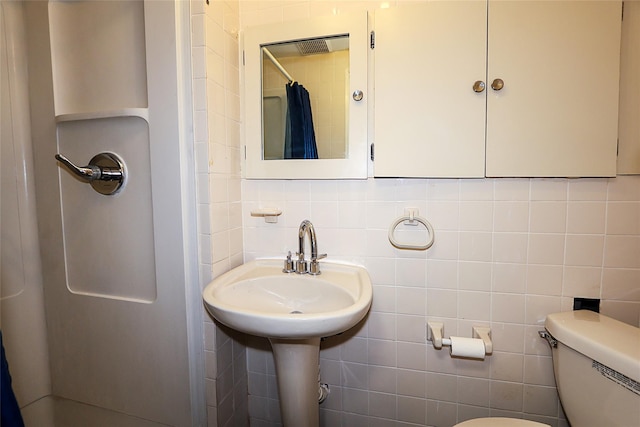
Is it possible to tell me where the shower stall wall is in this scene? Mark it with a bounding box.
[0,0,52,412]
[1,1,203,425]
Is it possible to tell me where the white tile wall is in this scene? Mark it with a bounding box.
[192,1,640,426]
[242,176,640,427]
[192,0,246,426]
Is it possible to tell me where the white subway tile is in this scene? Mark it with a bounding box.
[396,287,426,315]
[530,201,567,233]
[426,399,457,426]
[493,263,527,294]
[490,381,524,411]
[368,365,397,393]
[368,391,397,420]
[458,261,492,291]
[494,201,530,232]
[602,268,640,301]
[458,377,490,407]
[606,202,640,235]
[525,295,562,326]
[564,235,604,267]
[491,352,524,383]
[566,202,606,234]
[562,266,602,298]
[458,291,491,321]
[490,323,525,353]
[460,179,495,201]
[397,395,427,424]
[396,315,426,343]
[527,233,565,265]
[459,201,494,231]
[427,289,458,318]
[568,178,608,201]
[523,385,559,417]
[530,179,567,201]
[459,232,493,262]
[428,201,460,230]
[524,355,556,387]
[526,265,563,296]
[368,339,397,368]
[397,342,427,371]
[397,368,426,398]
[494,179,530,201]
[604,235,640,268]
[492,293,526,324]
[427,259,458,289]
[493,233,528,264]
[608,175,640,201]
[396,258,427,287]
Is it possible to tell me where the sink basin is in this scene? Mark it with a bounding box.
[203,258,373,426]
[202,259,372,339]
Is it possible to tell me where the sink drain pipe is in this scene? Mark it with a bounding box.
[318,366,330,404]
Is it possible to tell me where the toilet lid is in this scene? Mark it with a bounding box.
[455,417,550,427]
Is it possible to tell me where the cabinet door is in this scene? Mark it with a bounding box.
[374,2,487,178]
[486,1,622,177]
[618,1,640,175]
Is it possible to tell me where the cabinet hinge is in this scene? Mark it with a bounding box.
[242,50,245,66]
[617,138,620,156]
[370,31,375,49]
[622,2,625,20]
[244,145,247,159]
[370,143,375,161]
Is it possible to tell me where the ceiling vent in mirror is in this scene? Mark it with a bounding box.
[296,39,331,55]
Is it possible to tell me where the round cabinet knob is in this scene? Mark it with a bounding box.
[491,78,504,91]
[472,81,486,93]
[352,90,364,101]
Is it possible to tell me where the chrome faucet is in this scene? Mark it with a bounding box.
[294,220,326,275]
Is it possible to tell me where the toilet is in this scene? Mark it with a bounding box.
[454,310,640,427]
[454,419,547,427]
[543,310,640,427]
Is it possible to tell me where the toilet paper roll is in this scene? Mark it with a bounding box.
[449,336,485,360]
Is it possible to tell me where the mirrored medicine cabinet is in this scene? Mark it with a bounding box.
[243,12,368,179]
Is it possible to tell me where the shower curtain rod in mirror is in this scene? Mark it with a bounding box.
[262,47,295,83]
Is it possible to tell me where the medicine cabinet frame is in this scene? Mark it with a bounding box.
[242,12,368,179]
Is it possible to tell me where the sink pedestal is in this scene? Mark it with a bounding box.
[269,337,321,427]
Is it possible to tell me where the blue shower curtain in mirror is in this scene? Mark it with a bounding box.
[284,82,318,159]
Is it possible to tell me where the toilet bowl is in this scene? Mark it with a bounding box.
[454,417,548,426]
[543,310,640,427]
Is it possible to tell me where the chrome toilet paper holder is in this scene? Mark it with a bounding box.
[427,322,493,355]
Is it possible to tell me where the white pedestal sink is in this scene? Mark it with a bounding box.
[202,259,373,427]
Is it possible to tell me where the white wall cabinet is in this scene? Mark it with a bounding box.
[373,1,622,178]
[618,1,640,174]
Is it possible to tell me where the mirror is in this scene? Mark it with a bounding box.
[261,35,349,160]
[243,12,368,179]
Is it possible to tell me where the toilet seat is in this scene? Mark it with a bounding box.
[454,417,549,427]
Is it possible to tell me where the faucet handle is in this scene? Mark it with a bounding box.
[313,253,327,261]
[309,254,327,275]
[283,251,295,273]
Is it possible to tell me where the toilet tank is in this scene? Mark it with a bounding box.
[544,310,640,427]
